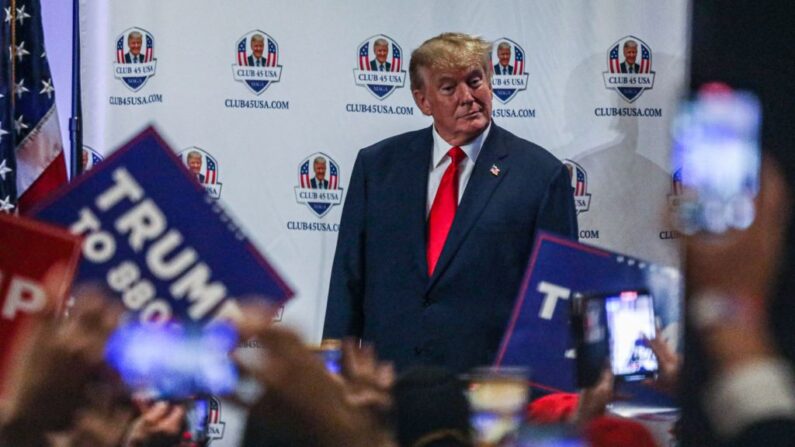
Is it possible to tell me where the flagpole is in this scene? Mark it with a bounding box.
[68,0,81,178]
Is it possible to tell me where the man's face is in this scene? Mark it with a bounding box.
[412,65,493,146]
[374,44,388,64]
[498,47,511,66]
[128,36,142,56]
[251,39,264,59]
[623,45,637,65]
[314,160,326,180]
[188,155,202,174]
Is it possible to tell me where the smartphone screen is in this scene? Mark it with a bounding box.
[105,322,239,400]
[671,86,762,234]
[604,291,657,382]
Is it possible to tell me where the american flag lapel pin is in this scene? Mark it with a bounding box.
[490,164,500,176]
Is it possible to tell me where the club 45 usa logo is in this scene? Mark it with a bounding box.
[491,38,529,104]
[563,159,592,214]
[602,35,655,103]
[179,147,223,200]
[294,152,343,218]
[352,35,407,100]
[113,27,157,91]
[232,30,283,95]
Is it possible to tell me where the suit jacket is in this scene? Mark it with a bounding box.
[494,64,514,75]
[370,60,392,71]
[194,172,205,183]
[620,61,641,73]
[324,124,578,373]
[310,177,329,189]
[124,52,144,64]
[248,55,267,67]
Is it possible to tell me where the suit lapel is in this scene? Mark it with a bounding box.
[426,125,510,293]
[402,128,433,279]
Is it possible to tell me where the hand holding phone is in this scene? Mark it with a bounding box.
[671,86,762,234]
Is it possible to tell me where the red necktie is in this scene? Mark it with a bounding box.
[427,146,466,276]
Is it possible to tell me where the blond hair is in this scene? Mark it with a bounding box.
[409,32,492,91]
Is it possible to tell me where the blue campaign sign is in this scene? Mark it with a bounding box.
[494,231,681,400]
[31,127,293,325]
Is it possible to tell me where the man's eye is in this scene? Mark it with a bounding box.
[469,78,483,87]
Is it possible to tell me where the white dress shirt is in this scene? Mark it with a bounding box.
[426,123,491,215]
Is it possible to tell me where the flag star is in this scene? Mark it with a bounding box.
[40,78,54,99]
[15,78,29,98]
[15,5,30,25]
[14,115,28,132]
[0,159,11,180]
[0,123,6,139]
[14,41,30,62]
[3,7,11,23]
[40,51,46,58]
[0,195,14,213]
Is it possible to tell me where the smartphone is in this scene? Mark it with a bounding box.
[573,290,658,384]
[571,294,609,388]
[105,321,239,400]
[604,290,658,382]
[671,86,762,234]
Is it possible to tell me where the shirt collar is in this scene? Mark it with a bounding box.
[431,122,491,169]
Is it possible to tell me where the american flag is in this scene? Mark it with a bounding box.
[299,160,310,187]
[237,39,247,66]
[207,397,220,424]
[144,34,153,63]
[640,44,651,73]
[204,156,217,184]
[266,38,277,67]
[329,161,338,189]
[358,42,369,70]
[513,45,524,75]
[608,44,621,73]
[390,42,400,72]
[0,0,66,214]
[116,36,124,63]
[574,167,586,195]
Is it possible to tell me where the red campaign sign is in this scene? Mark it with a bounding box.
[0,213,82,396]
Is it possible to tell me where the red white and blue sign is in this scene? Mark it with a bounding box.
[491,38,529,104]
[30,127,293,326]
[179,147,222,200]
[602,35,656,103]
[494,232,680,405]
[232,30,282,95]
[563,159,592,215]
[294,152,343,218]
[113,27,157,92]
[352,35,406,100]
[82,146,104,172]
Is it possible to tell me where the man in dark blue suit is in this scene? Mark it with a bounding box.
[619,40,641,73]
[324,33,578,374]
[247,34,267,67]
[310,156,330,189]
[493,41,514,75]
[123,31,144,64]
[369,38,392,71]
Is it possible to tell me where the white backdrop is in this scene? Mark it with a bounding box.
[80,2,688,442]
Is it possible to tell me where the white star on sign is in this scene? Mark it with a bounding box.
[15,5,30,25]
[15,78,29,99]
[0,159,11,181]
[0,195,14,213]
[14,41,30,62]
[14,115,28,133]
[40,78,54,99]
[3,7,11,23]
[0,123,7,139]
